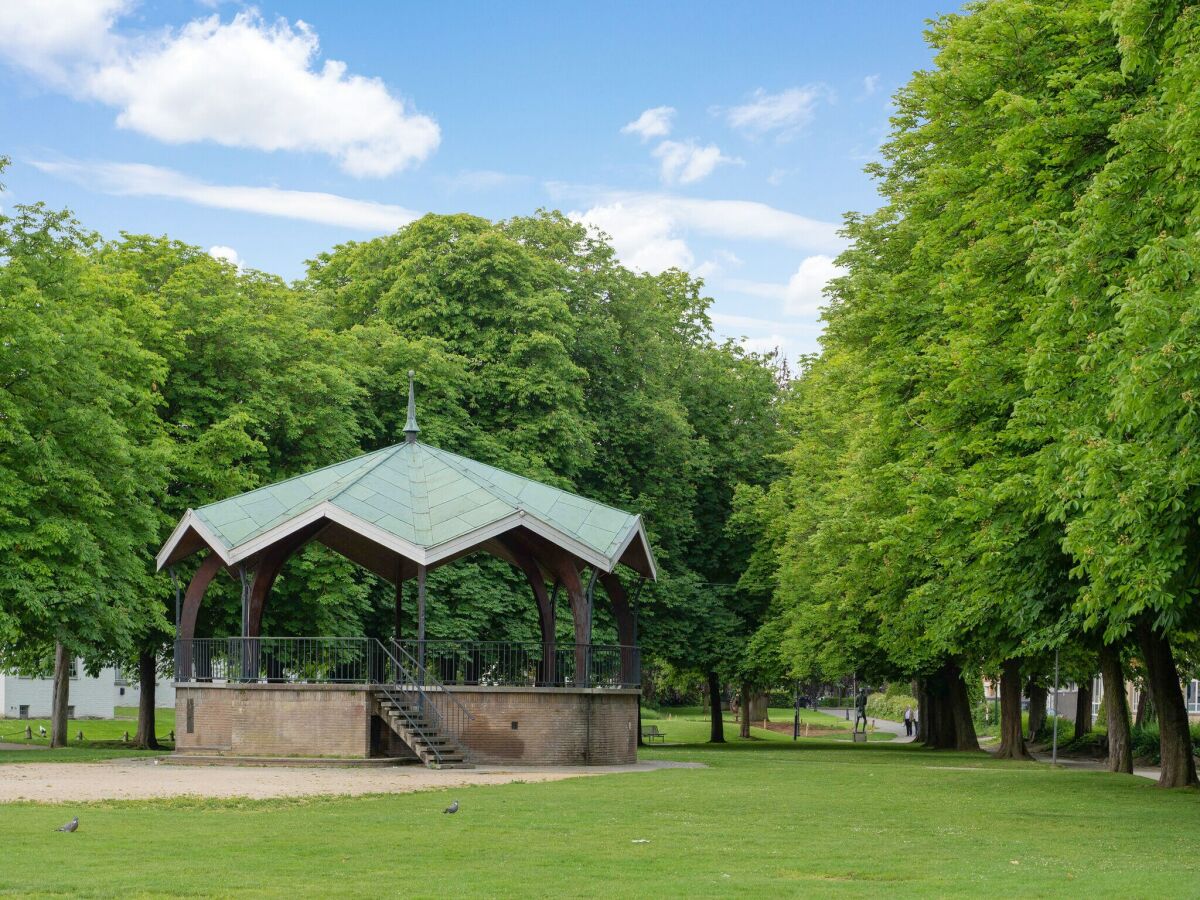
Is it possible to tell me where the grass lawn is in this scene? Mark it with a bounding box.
[644,704,895,743]
[2,737,1198,897]
[0,708,175,763]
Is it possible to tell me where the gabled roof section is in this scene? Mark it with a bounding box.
[156,440,657,579]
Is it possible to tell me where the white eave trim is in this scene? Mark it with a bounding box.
[611,515,658,581]
[154,510,233,571]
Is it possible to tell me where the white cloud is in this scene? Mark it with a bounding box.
[564,189,842,276]
[574,201,694,273]
[724,86,827,138]
[0,5,439,177]
[784,255,845,314]
[33,159,421,231]
[208,245,244,269]
[0,0,128,82]
[652,140,740,185]
[709,312,823,362]
[862,74,881,97]
[725,255,846,314]
[621,106,675,141]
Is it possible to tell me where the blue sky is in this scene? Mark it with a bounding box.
[0,1,953,361]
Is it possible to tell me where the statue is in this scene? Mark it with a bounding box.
[854,687,868,733]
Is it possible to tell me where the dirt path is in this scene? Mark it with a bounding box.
[0,758,701,803]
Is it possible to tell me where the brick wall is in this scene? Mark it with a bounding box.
[175,684,638,764]
[176,685,370,757]
[445,688,638,765]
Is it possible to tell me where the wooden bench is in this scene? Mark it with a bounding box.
[641,724,666,743]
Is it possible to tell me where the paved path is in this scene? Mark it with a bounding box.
[821,708,915,743]
[1027,750,1159,781]
[0,758,703,803]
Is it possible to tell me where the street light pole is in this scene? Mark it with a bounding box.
[1051,648,1060,766]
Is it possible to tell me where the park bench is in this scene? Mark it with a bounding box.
[641,724,666,743]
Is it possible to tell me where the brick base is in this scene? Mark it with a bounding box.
[174,684,638,764]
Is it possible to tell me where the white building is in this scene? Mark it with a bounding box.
[1,660,116,719]
[1,661,174,719]
[114,669,175,710]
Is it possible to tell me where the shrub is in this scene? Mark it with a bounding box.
[1125,723,1200,764]
[866,692,918,722]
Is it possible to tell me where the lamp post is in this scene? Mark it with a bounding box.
[1051,648,1060,766]
[793,681,801,741]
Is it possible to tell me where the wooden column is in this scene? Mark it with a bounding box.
[246,522,327,638]
[600,572,637,686]
[178,552,224,682]
[555,559,590,686]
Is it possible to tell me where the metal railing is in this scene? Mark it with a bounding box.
[373,639,472,766]
[174,637,640,689]
[396,639,640,689]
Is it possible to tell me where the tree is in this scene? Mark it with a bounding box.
[0,194,167,746]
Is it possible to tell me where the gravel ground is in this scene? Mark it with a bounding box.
[0,758,700,803]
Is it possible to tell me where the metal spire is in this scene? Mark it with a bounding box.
[404,370,420,442]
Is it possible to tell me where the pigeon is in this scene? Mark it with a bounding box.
[56,817,78,833]
[444,800,459,815]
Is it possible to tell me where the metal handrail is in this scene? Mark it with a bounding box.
[385,640,474,721]
[370,639,471,766]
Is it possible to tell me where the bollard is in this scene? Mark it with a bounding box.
[76,730,83,742]
[24,725,32,740]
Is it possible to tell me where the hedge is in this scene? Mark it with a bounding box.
[866,692,917,722]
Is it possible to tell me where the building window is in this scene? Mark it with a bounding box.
[67,705,75,720]
[1186,680,1200,715]
[18,705,29,719]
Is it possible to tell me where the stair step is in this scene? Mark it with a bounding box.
[375,694,468,771]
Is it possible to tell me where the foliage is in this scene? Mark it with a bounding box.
[1129,723,1200,765]
[1,182,779,700]
[866,692,918,722]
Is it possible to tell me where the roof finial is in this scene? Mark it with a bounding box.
[404,369,420,442]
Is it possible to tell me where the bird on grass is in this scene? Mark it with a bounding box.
[56,817,78,833]
[444,800,459,815]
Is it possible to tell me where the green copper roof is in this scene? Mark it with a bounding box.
[183,440,647,569]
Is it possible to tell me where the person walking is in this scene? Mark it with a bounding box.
[903,705,914,737]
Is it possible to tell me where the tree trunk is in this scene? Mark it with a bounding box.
[134,649,160,750]
[51,643,70,748]
[707,670,725,743]
[1026,679,1047,742]
[1074,678,1093,738]
[995,658,1032,760]
[921,663,962,749]
[739,683,750,739]
[1136,622,1198,788]
[946,660,980,751]
[1134,689,1153,727]
[1098,643,1132,774]
[914,678,928,744]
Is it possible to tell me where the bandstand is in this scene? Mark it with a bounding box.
[156,377,654,767]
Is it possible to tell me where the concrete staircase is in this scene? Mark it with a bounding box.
[374,690,472,769]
